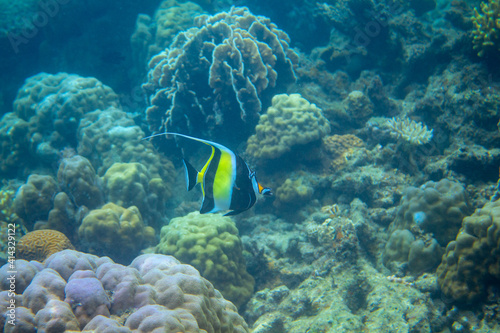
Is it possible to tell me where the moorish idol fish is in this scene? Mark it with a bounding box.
[144,132,272,216]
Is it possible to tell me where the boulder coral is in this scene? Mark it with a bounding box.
[13,73,120,151]
[143,6,298,141]
[246,93,330,160]
[78,203,156,264]
[14,174,60,230]
[437,199,500,304]
[157,212,255,307]
[0,250,249,332]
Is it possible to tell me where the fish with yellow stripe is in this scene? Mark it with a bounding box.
[144,132,272,216]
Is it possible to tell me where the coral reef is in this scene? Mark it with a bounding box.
[246,93,330,161]
[157,212,254,307]
[274,174,314,208]
[78,203,156,264]
[18,230,75,262]
[57,154,102,209]
[13,73,120,158]
[472,0,500,57]
[0,250,249,332]
[322,134,366,172]
[0,113,29,176]
[131,0,204,70]
[13,174,60,230]
[385,117,434,145]
[437,199,500,304]
[142,6,298,141]
[342,90,374,126]
[385,179,472,275]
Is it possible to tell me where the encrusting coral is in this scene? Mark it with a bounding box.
[143,6,298,141]
[472,0,500,57]
[437,199,500,304]
[78,203,156,264]
[0,250,249,332]
[156,211,255,308]
[17,230,75,262]
[246,93,330,160]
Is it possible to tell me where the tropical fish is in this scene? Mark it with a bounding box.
[144,132,272,216]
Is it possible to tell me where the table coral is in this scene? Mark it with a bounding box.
[143,6,298,141]
[18,230,75,262]
[437,199,500,304]
[13,174,60,230]
[0,250,249,332]
[78,203,156,264]
[246,93,330,160]
[472,0,500,57]
[156,211,255,308]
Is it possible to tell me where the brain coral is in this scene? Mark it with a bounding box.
[246,93,330,160]
[437,199,500,304]
[157,211,255,308]
[472,0,500,57]
[0,250,249,332]
[78,203,156,264]
[142,6,298,141]
[18,230,75,262]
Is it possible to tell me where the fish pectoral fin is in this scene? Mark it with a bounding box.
[183,159,199,191]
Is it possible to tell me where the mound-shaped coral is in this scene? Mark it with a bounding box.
[14,174,60,230]
[13,73,120,152]
[0,113,30,176]
[437,199,500,304]
[157,212,254,307]
[78,203,156,264]
[18,230,75,262]
[246,93,330,160]
[143,6,298,141]
[388,179,472,246]
[0,250,249,332]
[131,0,204,70]
[57,154,102,209]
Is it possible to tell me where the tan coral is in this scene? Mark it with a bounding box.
[18,230,75,262]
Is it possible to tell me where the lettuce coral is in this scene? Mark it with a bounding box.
[143,6,298,141]
[156,212,254,308]
[246,93,330,160]
[472,0,500,57]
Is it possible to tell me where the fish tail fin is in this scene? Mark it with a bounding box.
[183,159,199,191]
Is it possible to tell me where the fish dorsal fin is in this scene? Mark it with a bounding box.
[182,159,199,191]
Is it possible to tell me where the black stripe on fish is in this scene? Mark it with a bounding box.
[200,146,221,214]
[226,155,256,215]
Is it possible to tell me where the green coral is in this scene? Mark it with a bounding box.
[246,94,330,160]
[472,0,500,57]
[156,212,254,308]
[437,199,500,304]
[78,202,156,264]
[274,174,314,208]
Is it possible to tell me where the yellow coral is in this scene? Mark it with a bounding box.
[156,212,254,308]
[472,0,500,57]
[246,94,330,160]
[274,174,314,207]
[78,203,156,264]
[18,230,75,262]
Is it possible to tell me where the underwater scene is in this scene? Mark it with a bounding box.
[0,0,500,332]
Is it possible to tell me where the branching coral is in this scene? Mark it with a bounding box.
[143,6,298,141]
[385,117,433,145]
[472,0,500,57]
